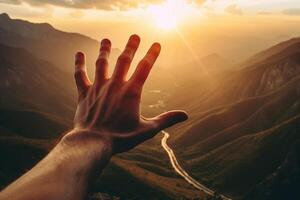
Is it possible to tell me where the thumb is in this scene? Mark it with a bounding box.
[153,110,188,130]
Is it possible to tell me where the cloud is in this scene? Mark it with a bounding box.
[225,4,243,15]
[0,0,206,10]
[0,0,164,10]
[0,1,54,18]
[282,8,300,16]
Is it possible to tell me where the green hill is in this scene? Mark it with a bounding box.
[187,115,300,199]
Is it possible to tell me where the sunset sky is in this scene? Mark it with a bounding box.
[1,0,300,63]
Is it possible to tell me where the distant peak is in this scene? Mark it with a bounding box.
[37,22,54,29]
[0,13,10,20]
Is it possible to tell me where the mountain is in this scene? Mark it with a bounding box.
[245,139,300,200]
[242,37,300,68]
[170,36,300,145]
[0,109,66,188]
[0,44,75,118]
[1,13,300,200]
[168,36,300,199]
[175,75,300,149]
[0,136,49,188]
[187,115,300,198]
[0,109,68,139]
[0,13,120,74]
[172,37,300,115]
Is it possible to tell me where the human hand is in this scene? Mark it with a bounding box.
[70,34,188,154]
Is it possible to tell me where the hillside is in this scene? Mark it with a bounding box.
[175,36,300,144]
[0,44,75,118]
[245,140,300,200]
[0,136,50,188]
[169,37,300,118]
[168,36,300,199]
[175,75,300,149]
[0,13,120,74]
[185,115,300,199]
[0,109,68,139]
[243,37,300,68]
[1,13,300,200]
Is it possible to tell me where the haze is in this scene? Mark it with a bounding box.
[1,0,300,199]
[1,0,300,67]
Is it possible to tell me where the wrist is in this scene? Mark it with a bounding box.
[23,130,113,199]
[59,129,113,174]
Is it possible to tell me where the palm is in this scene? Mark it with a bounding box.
[73,35,187,154]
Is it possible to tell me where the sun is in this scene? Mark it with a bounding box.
[147,0,194,31]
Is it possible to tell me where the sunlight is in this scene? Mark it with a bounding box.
[147,0,195,31]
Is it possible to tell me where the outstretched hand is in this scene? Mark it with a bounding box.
[0,35,188,200]
[72,34,188,154]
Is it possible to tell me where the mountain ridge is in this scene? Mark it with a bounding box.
[0,13,121,74]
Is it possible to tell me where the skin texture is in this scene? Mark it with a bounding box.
[0,35,188,200]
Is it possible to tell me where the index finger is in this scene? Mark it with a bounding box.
[129,42,161,85]
[112,35,140,82]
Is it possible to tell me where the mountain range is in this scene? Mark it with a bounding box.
[0,13,300,199]
[170,31,300,199]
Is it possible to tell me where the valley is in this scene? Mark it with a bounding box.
[0,13,300,200]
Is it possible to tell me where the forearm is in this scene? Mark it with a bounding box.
[0,130,112,200]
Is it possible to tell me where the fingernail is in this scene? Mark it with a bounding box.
[130,34,140,43]
[101,38,111,46]
[177,111,188,122]
[152,43,161,52]
[76,51,84,58]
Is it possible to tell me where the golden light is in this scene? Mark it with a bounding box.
[147,0,195,31]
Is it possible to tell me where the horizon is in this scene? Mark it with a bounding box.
[1,1,300,200]
[0,0,300,60]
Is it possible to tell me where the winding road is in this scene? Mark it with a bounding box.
[161,131,231,200]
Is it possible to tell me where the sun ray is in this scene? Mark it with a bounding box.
[174,27,217,81]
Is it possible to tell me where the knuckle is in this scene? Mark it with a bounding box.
[74,70,83,80]
[75,60,82,66]
[127,89,139,98]
[126,44,136,52]
[96,57,108,67]
[140,59,150,69]
[118,54,131,64]
[125,83,141,98]
[105,79,118,89]
[100,45,110,52]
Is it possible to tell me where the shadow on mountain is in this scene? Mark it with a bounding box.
[1,13,300,200]
[171,35,300,199]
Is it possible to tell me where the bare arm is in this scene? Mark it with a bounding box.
[0,35,188,200]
